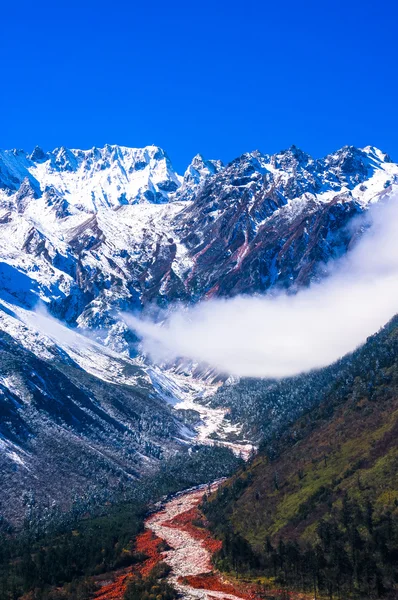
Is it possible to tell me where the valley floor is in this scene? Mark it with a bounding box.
[148,366,255,457]
[147,484,246,600]
[93,482,311,600]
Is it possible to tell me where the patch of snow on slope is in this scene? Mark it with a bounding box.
[0,436,31,469]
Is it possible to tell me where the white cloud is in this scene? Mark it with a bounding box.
[123,197,398,378]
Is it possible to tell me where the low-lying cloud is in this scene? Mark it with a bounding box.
[124,196,398,378]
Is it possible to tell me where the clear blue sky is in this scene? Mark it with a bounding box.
[1,0,397,172]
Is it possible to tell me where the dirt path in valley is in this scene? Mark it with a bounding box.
[146,484,253,600]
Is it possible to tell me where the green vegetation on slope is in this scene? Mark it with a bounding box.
[0,445,242,600]
[123,562,177,600]
[211,316,398,444]
[0,502,146,600]
[203,317,398,598]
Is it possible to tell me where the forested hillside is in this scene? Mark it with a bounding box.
[212,316,398,442]
[203,317,398,598]
[0,445,241,599]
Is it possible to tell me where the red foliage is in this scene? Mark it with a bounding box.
[92,571,130,600]
[134,530,164,578]
[178,573,248,598]
[93,530,164,599]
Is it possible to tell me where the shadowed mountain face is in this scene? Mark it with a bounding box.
[0,329,186,525]
[0,142,397,524]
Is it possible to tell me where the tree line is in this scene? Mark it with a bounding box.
[203,491,398,598]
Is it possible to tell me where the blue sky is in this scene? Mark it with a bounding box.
[1,0,397,172]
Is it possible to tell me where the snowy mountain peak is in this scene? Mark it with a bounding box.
[179,153,224,200]
[29,145,47,162]
[0,144,186,212]
[361,145,393,163]
[272,145,314,169]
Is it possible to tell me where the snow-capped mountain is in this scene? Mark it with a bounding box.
[0,142,397,523]
[0,144,183,210]
[1,143,396,342]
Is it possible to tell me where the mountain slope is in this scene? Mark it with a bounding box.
[0,294,243,525]
[0,326,187,525]
[203,317,398,596]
